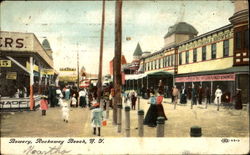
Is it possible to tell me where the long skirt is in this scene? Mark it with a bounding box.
[180,94,187,104]
[79,96,86,107]
[144,104,158,127]
[156,104,168,120]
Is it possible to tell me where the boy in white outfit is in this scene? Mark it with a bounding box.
[61,101,69,123]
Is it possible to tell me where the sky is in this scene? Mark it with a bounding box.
[0,0,234,75]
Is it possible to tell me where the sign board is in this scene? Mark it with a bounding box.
[41,69,54,75]
[26,62,39,72]
[0,31,34,52]
[175,73,235,82]
[6,72,17,80]
[0,60,11,67]
[59,67,76,72]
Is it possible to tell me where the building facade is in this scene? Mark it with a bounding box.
[129,1,248,103]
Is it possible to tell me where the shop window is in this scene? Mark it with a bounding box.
[186,51,189,64]
[193,48,197,62]
[236,32,241,50]
[178,53,182,65]
[211,43,216,59]
[223,40,229,57]
[202,46,206,61]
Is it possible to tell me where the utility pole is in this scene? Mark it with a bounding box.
[77,43,80,92]
[97,0,106,103]
[113,0,122,125]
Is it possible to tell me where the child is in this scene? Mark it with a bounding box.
[61,101,69,123]
[71,94,77,108]
[91,102,103,136]
[40,95,48,116]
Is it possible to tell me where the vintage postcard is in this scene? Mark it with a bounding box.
[0,0,249,154]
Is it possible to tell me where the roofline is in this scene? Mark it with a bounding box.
[177,24,233,46]
[141,24,233,60]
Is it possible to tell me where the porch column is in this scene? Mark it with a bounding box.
[29,56,34,110]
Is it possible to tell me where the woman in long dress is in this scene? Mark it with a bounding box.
[144,92,158,127]
[156,91,168,120]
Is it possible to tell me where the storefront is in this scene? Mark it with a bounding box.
[175,66,249,103]
[0,31,55,110]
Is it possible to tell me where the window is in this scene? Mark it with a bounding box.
[244,29,249,49]
[158,59,161,68]
[186,51,189,64]
[193,48,197,62]
[168,56,170,66]
[202,46,206,61]
[154,60,157,69]
[236,32,241,50]
[211,43,216,59]
[171,55,173,66]
[179,53,182,65]
[223,40,229,57]
[151,61,153,70]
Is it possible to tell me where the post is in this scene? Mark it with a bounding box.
[97,0,106,102]
[156,117,165,137]
[190,126,202,137]
[117,104,122,133]
[125,106,130,137]
[77,43,80,92]
[113,0,122,126]
[106,99,109,119]
[29,56,34,110]
[217,97,220,111]
[137,96,140,110]
[138,110,144,137]
[112,97,117,125]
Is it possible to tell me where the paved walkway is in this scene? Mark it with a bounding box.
[1,98,249,137]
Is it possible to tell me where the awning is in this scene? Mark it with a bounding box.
[125,73,147,80]
[147,71,173,76]
[176,66,249,77]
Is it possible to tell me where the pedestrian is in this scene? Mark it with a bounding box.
[61,100,69,123]
[172,85,179,104]
[56,86,62,106]
[79,88,87,108]
[191,85,197,105]
[65,86,71,100]
[180,86,187,104]
[131,92,137,110]
[40,95,48,116]
[205,86,211,104]
[198,85,203,105]
[71,94,77,108]
[143,92,158,127]
[23,86,27,98]
[156,91,168,120]
[91,103,103,136]
[234,88,242,110]
[214,85,222,105]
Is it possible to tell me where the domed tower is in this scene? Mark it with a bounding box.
[164,22,198,48]
[133,43,143,60]
[42,39,53,59]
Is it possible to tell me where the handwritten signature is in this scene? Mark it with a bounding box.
[23,145,71,155]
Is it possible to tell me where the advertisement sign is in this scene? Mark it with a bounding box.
[175,73,235,82]
[0,60,11,67]
[59,67,76,72]
[6,72,17,80]
[26,62,39,72]
[41,69,54,75]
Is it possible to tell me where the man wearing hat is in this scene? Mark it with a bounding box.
[214,85,222,105]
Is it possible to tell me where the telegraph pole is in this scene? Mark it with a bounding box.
[77,43,80,91]
[113,0,122,125]
[97,0,106,102]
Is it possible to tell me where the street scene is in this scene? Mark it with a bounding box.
[0,0,249,154]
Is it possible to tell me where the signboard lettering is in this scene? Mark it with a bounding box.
[6,72,17,80]
[0,60,11,67]
[0,37,24,48]
[175,74,235,82]
[59,67,76,72]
